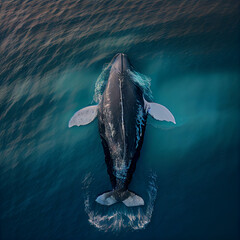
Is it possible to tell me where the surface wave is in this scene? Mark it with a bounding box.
[82,172,157,232]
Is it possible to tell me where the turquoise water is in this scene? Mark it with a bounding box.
[0,0,240,239]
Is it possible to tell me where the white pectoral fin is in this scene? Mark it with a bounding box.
[144,98,176,124]
[68,105,98,128]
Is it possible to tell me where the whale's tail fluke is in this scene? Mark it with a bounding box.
[95,190,144,207]
[122,191,145,207]
[95,191,117,206]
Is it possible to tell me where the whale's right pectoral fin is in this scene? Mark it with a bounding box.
[144,98,176,124]
[68,105,98,128]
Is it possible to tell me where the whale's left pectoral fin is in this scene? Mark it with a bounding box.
[68,105,98,128]
[144,98,176,124]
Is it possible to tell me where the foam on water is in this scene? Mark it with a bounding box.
[93,62,153,104]
[82,172,157,232]
[93,63,112,103]
[128,70,153,101]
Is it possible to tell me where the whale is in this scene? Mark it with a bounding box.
[69,53,176,207]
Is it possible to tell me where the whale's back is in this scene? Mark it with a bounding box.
[98,70,147,190]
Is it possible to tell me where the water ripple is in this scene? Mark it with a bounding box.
[0,0,238,82]
[82,172,157,232]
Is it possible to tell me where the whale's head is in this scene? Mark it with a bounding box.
[110,53,132,74]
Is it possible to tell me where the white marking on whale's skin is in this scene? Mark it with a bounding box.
[119,76,126,161]
[105,82,111,104]
[135,101,145,149]
[110,75,128,181]
[115,167,128,180]
[108,122,115,138]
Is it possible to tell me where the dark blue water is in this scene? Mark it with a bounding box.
[0,0,240,239]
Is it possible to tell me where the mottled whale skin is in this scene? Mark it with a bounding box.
[98,54,147,196]
[68,53,176,207]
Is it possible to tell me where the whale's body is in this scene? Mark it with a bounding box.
[69,53,176,207]
[98,54,147,204]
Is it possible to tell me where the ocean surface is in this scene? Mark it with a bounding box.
[0,0,240,239]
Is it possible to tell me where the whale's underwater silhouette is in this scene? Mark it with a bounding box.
[69,53,175,207]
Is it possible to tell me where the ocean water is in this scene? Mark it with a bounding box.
[0,0,240,239]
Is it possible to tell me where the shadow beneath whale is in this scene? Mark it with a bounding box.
[82,172,157,232]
